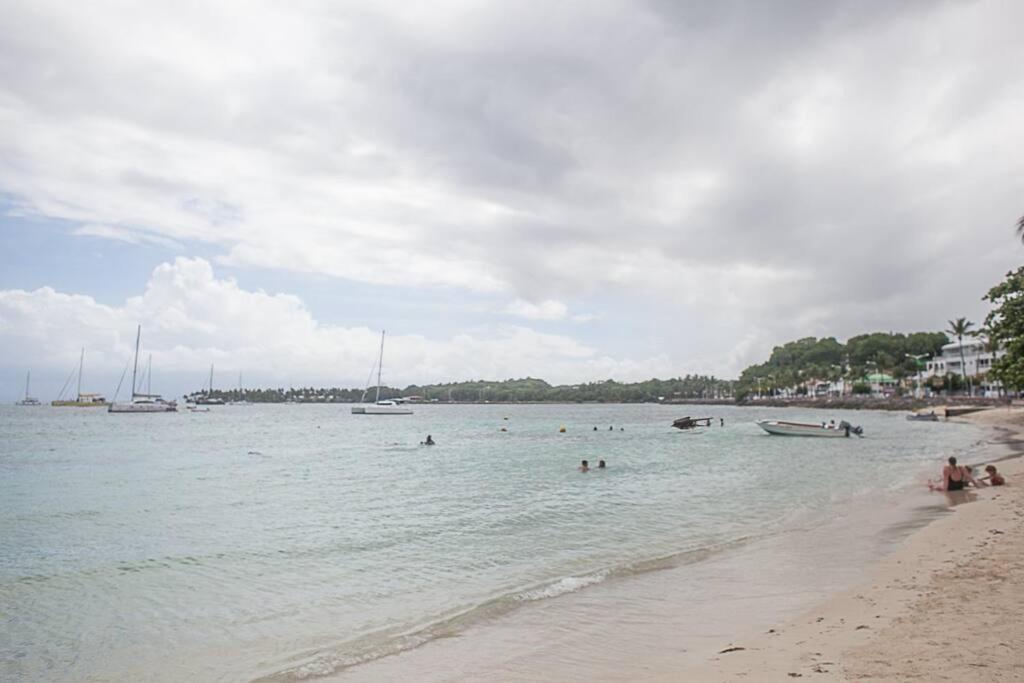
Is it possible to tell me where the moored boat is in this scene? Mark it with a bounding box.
[906,411,940,421]
[51,349,107,407]
[108,326,177,413]
[756,419,863,437]
[351,331,413,416]
[15,371,41,406]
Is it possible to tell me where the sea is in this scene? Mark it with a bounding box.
[0,403,987,681]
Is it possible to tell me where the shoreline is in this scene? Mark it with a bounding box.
[670,407,1024,681]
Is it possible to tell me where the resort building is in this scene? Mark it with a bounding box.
[923,337,1004,396]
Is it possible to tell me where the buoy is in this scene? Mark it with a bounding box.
[559,425,566,433]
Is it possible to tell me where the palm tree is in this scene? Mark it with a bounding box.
[947,317,975,396]
[1018,214,1024,243]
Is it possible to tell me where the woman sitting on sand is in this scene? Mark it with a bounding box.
[930,456,976,491]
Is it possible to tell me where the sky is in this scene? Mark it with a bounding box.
[1,0,1022,401]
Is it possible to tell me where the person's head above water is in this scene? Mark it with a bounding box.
[598,460,606,468]
[581,460,588,466]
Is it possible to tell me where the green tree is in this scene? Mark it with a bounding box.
[946,317,975,395]
[983,266,1024,391]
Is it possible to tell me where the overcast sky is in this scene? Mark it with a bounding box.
[1,0,1022,400]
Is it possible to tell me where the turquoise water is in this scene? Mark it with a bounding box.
[0,404,984,681]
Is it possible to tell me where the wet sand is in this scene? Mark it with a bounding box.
[672,406,1024,681]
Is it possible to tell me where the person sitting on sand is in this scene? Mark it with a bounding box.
[598,460,606,469]
[930,456,972,491]
[579,459,589,472]
[979,465,1005,486]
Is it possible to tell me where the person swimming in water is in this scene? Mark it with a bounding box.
[423,435,435,446]
[579,459,590,472]
[598,460,606,469]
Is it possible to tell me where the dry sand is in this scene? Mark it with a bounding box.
[664,407,1024,682]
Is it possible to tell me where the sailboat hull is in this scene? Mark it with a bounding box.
[109,400,177,413]
[51,400,107,407]
[352,404,413,415]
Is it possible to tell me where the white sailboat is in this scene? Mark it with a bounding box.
[15,370,41,406]
[229,372,251,405]
[195,365,224,405]
[351,331,412,415]
[52,348,107,407]
[108,326,177,413]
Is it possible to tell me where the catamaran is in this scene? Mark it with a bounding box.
[351,331,412,415]
[195,365,225,405]
[15,370,41,406]
[108,326,177,413]
[52,348,107,407]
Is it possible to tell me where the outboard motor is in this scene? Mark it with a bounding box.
[838,420,864,437]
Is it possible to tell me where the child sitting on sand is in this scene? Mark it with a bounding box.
[978,465,1006,486]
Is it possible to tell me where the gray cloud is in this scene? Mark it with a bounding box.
[0,0,1021,376]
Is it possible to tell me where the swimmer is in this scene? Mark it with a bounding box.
[423,434,435,446]
[579,459,590,473]
[598,460,606,469]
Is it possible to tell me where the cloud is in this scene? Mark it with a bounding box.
[73,223,182,249]
[0,258,676,398]
[0,1,1021,380]
[504,299,568,320]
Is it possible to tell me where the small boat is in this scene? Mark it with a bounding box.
[187,405,211,413]
[351,331,413,415]
[52,348,107,407]
[15,371,41,406]
[108,326,177,413]
[672,416,712,431]
[906,411,940,422]
[756,419,863,437]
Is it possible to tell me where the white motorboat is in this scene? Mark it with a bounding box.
[756,419,863,437]
[108,326,177,413]
[351,331,413,415]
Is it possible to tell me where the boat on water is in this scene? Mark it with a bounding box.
[108,326,177,413]
[195,365,224,405]
[906,411,940,422]
[15,371,41,406]
[351,331,413,415]
[51,348,107,407]
[229,372,251,405]
[672,416,713,431]
[756,419,863,437]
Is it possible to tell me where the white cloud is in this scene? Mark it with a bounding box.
[0,258,676,399]
[73,223,182,249]
[504,299,568,321]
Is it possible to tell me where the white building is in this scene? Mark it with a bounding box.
[923,338,1004,396]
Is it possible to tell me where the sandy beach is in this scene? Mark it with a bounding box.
[670,407,1024,682]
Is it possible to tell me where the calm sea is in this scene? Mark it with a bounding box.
[0,403,984,681]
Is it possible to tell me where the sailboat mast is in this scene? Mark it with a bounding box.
[209,364,214,395]
[77,348,84,399]
[147,355,152,396]
[25,370,30,400]
[375,330,385,404]
[130,325,141,398]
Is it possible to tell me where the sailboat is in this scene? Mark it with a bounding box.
[52,348,107,407]
[195,365,225,405]
[108,326,177,413]
[351,331,412,415]
[229,372,251,405]
[15,371,42,406]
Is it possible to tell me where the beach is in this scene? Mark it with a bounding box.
[673,407,1024,682]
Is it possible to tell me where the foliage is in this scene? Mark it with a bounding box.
[851,382,872,395]
[983,265,1024,390]
[186,375,736,404]
[735,331,947,396]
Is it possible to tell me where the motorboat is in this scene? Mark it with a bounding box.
[672,416,712,431]
[756,419,863,437]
